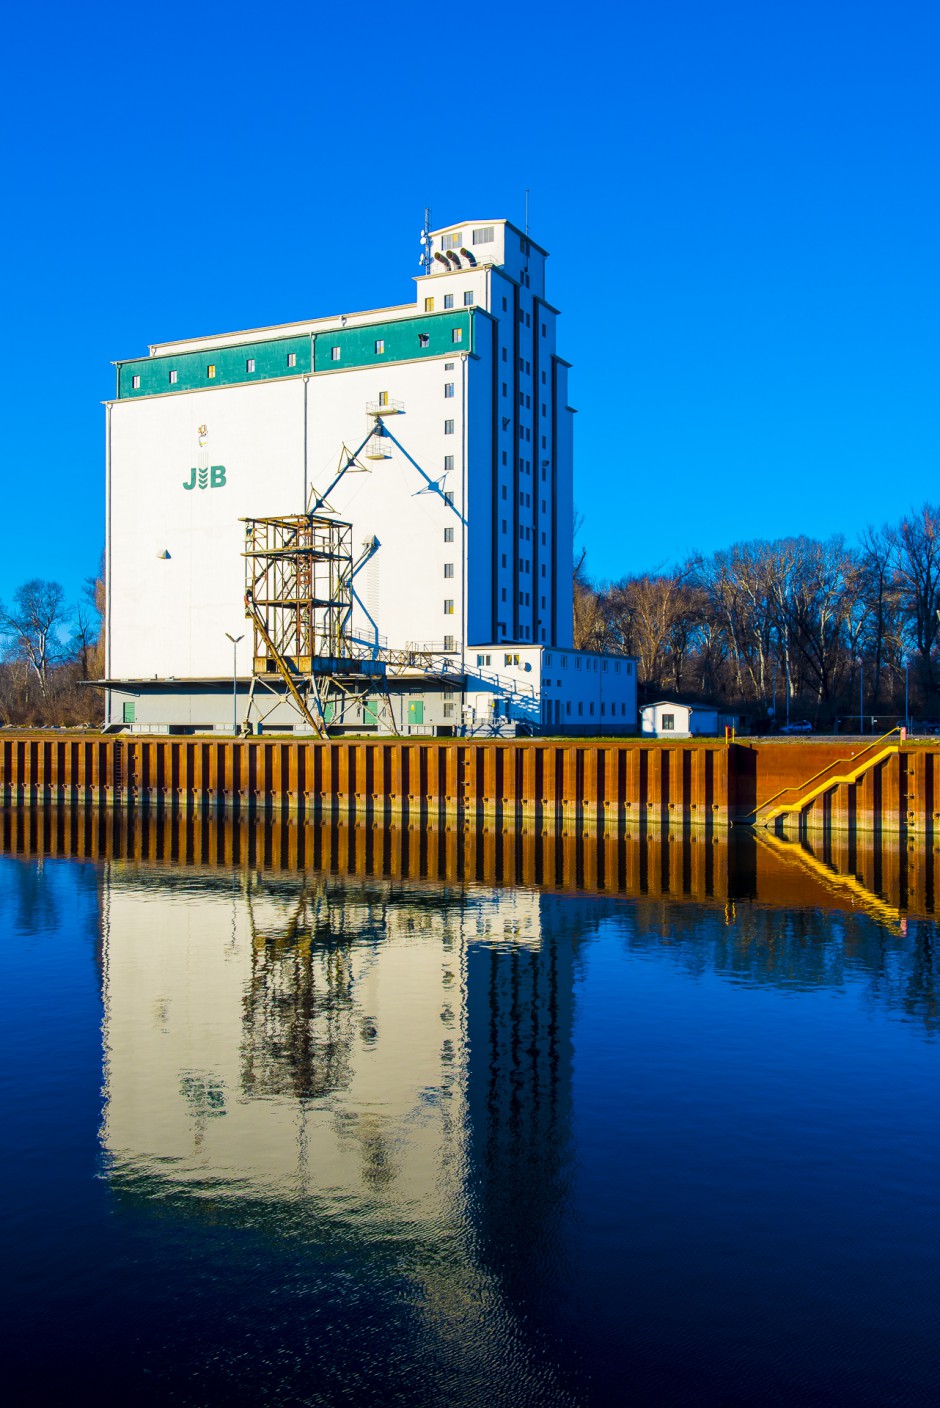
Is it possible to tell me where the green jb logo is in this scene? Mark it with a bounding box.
[183,466,227,490]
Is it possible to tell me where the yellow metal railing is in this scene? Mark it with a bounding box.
[751,727,902,826]
[755,831,904,934]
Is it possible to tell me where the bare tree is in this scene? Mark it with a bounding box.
[0,579,69,697]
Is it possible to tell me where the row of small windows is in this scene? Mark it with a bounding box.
[424,294,473,311]
[441,227,494,249]
[329,327,462,363]
[145,350,300,389]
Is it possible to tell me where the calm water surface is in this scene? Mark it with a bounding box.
[1,816,938,1406]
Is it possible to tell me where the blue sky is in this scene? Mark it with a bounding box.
[1,1,937,608]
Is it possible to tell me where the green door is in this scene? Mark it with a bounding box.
[122,701,136,724]
[408,700,424,726]
[363,701,379,727]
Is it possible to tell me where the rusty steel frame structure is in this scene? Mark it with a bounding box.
[242,511,397,739]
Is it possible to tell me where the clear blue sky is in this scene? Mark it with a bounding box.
[1,1,937,606]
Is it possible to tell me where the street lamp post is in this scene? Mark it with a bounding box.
[858,659,864,736]
[905,659,910,735]
[225,632,243,736]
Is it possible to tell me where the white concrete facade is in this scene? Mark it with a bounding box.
[104,218,637,735]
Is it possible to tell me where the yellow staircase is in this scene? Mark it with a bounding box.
[757,729,901,826]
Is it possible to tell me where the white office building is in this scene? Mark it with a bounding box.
[103,218,637,734]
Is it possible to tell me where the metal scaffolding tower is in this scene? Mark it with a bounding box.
[242,511,395,739]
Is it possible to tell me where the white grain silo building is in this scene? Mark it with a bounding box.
[103,219,637,736]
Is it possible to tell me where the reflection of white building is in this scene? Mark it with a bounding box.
[99,863,588,1384]
[100,866,573,1226]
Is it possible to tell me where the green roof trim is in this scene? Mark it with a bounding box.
[115,312,475,399]
[117,334,311,399]
[313,311,472,372]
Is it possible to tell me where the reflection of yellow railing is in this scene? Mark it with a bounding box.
[755,830,904,934]
[757,728,902,826]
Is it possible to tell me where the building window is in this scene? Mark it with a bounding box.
[473,226,495,244]
[445,491,454,505]
[444,361,454,370]
[542,370,547,384]
[444,563,454,578]
[378,390,389,407]
[662,713,675,731]
[444,454,454,471]
[443,701,455,717]
[505,653,520,666]
[442,231,462,250]
[464,290,473,306]
[477,653,492,666]
[207,365,216,379]
[502,296,508,311]
[578,702,584,717]
[502,346,508,361]
[288,352,297,367]
[246,358,256,372]
[425,297,435,312]
[451,328,463,344]
[590,702,595,716]
[501,450,507,465]
[374,339,385,354]
[444,599,454,615]
[542,323,547,337]
[331,347,341,361]
[442,636,455,652]
[502,383,508,397]
[444,382,454,398]
[444,526,454,543]
[444,294,454,309]
[419,333,430,348]
[501,553,507,567]
[169,370,178,384]
[132,374,140,389]
[501,587,507,601]
[502,519,507,533]
[444,419,454,435]
[502,486,508,500]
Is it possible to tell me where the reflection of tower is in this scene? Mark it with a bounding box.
[464,893,578,1300]
[241,880,359,1101]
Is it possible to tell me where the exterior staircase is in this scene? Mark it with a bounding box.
[756,729,901,826]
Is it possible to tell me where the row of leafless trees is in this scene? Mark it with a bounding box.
[574,504,940,724]
[0,574,104,726]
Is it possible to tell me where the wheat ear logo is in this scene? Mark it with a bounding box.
[183,424,226,489]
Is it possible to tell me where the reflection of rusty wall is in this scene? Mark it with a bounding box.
[7,805,940,926]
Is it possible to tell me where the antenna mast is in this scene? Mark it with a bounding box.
[419,206,432,274]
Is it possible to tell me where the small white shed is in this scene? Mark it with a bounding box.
[641,701,733,738]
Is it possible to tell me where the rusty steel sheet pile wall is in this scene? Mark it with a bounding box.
[734,740,940,835]
[5,734,940,833]
[0,735,728,830]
